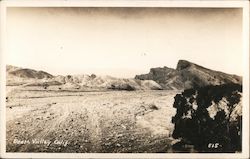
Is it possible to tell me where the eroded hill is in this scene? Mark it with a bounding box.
[135,60,242,90]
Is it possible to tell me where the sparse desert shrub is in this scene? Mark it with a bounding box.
[172,84,242,152]
[108,84,135,91]
[90,74,96,79]
[149,104,159,110]
[43,83,49,89]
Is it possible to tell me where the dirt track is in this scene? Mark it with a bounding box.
[6,87,178,152]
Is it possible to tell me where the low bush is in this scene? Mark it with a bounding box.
[171,84,242,152]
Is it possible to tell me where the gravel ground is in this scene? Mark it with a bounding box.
[6,87,179,153]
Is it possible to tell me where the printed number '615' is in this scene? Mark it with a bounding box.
[208,143,220,148]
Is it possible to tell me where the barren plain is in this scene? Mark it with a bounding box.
[6,86,179,153]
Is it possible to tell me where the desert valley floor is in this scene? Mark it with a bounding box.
[6,86,180,153]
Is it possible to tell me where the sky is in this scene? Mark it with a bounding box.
[6,7,243,78]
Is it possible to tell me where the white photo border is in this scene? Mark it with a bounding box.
[0,0,249,158]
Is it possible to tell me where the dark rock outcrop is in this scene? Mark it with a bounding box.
[135,60,242,90]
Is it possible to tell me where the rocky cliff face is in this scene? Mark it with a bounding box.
[135,60,242,90]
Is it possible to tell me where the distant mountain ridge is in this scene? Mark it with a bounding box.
[7,65,53,79]
[7,60,242,90]
[135,60,242,90]
[6,65,162,90]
